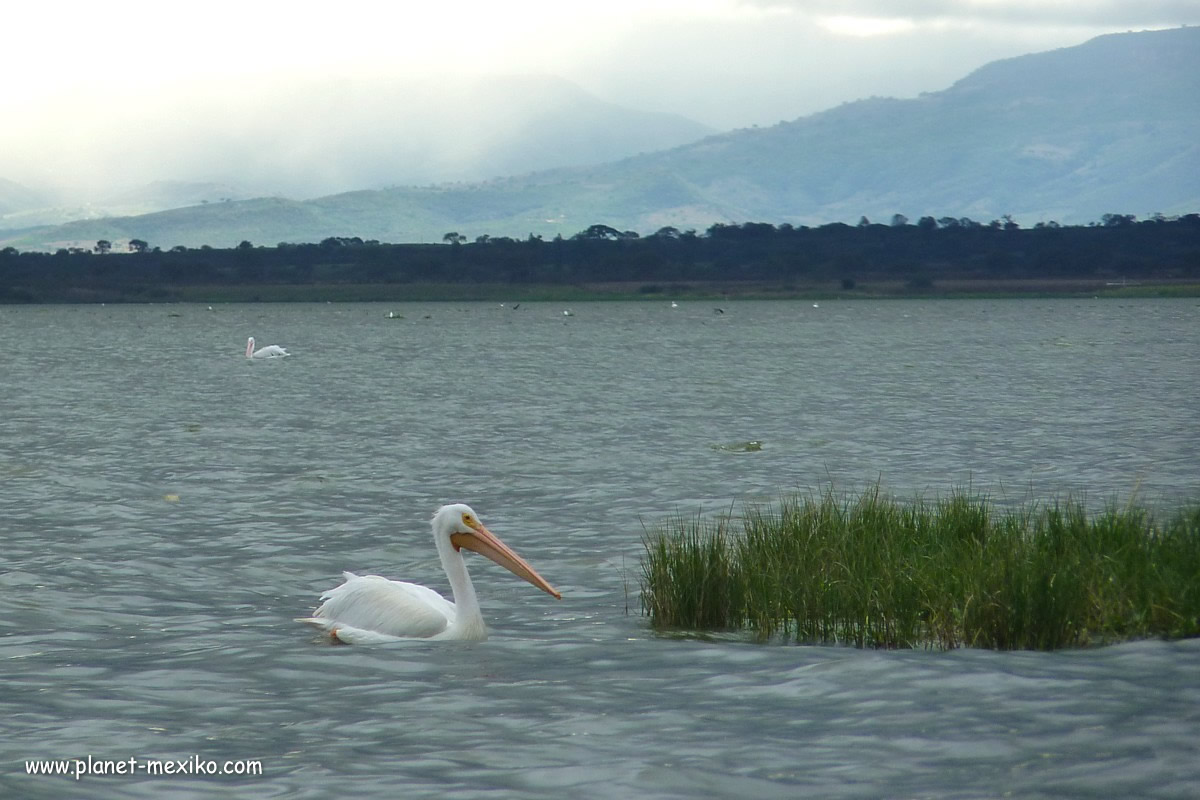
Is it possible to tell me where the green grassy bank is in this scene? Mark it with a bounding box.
[640,487,1200,650]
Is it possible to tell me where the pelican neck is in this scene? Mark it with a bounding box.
[433,526,487,638]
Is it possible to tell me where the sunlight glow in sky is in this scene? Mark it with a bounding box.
[10,1,745,97]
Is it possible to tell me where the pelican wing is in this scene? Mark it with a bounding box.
[305,571,455,639]
[253,345,290,358]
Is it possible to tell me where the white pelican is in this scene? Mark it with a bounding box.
[245,336,289,358]
[299,503,560,643]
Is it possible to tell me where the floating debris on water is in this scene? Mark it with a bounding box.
[711,440,763,453]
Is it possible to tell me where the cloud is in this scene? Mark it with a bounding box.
[737,0,1200,27]
[565,3,1141,129]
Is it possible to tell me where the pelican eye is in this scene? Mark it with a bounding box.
[462,514,475,527]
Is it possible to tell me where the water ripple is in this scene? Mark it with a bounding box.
[2,301,1198,799]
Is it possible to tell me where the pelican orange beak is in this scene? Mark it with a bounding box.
[451,523,562,599]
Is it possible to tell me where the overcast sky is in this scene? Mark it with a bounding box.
[3,1,1198,198]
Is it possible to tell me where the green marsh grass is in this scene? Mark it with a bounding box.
[640,487,1200,649]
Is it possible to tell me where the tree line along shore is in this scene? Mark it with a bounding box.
[2,213,1197,303]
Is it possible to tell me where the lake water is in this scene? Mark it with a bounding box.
[2,299,1198,799]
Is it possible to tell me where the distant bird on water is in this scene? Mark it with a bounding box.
[245,336,289,359]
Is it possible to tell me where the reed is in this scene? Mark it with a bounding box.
[640,487,1200,649]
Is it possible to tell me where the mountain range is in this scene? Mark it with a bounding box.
[3,26,1197,251]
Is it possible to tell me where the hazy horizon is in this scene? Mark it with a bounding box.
[4,1,1198,204]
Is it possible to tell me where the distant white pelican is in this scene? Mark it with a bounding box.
[299,503,560,643]
[245,336,289,358]
[671,302,678,308]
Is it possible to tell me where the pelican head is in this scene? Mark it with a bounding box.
[433,503,561,599]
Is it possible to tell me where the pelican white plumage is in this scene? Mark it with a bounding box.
[299,503,560,643]
[245,336,289,358]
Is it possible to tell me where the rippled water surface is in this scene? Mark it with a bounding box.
[2,299,1198,799]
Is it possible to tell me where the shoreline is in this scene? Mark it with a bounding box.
[5,278,1199,304]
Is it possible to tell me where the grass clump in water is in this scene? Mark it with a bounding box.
[640,487,1200,649]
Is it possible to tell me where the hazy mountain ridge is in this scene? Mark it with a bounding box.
[0,178,52,217]
[5,27,1197,250]
[614,26,1200,226]
[0,75,713,234]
